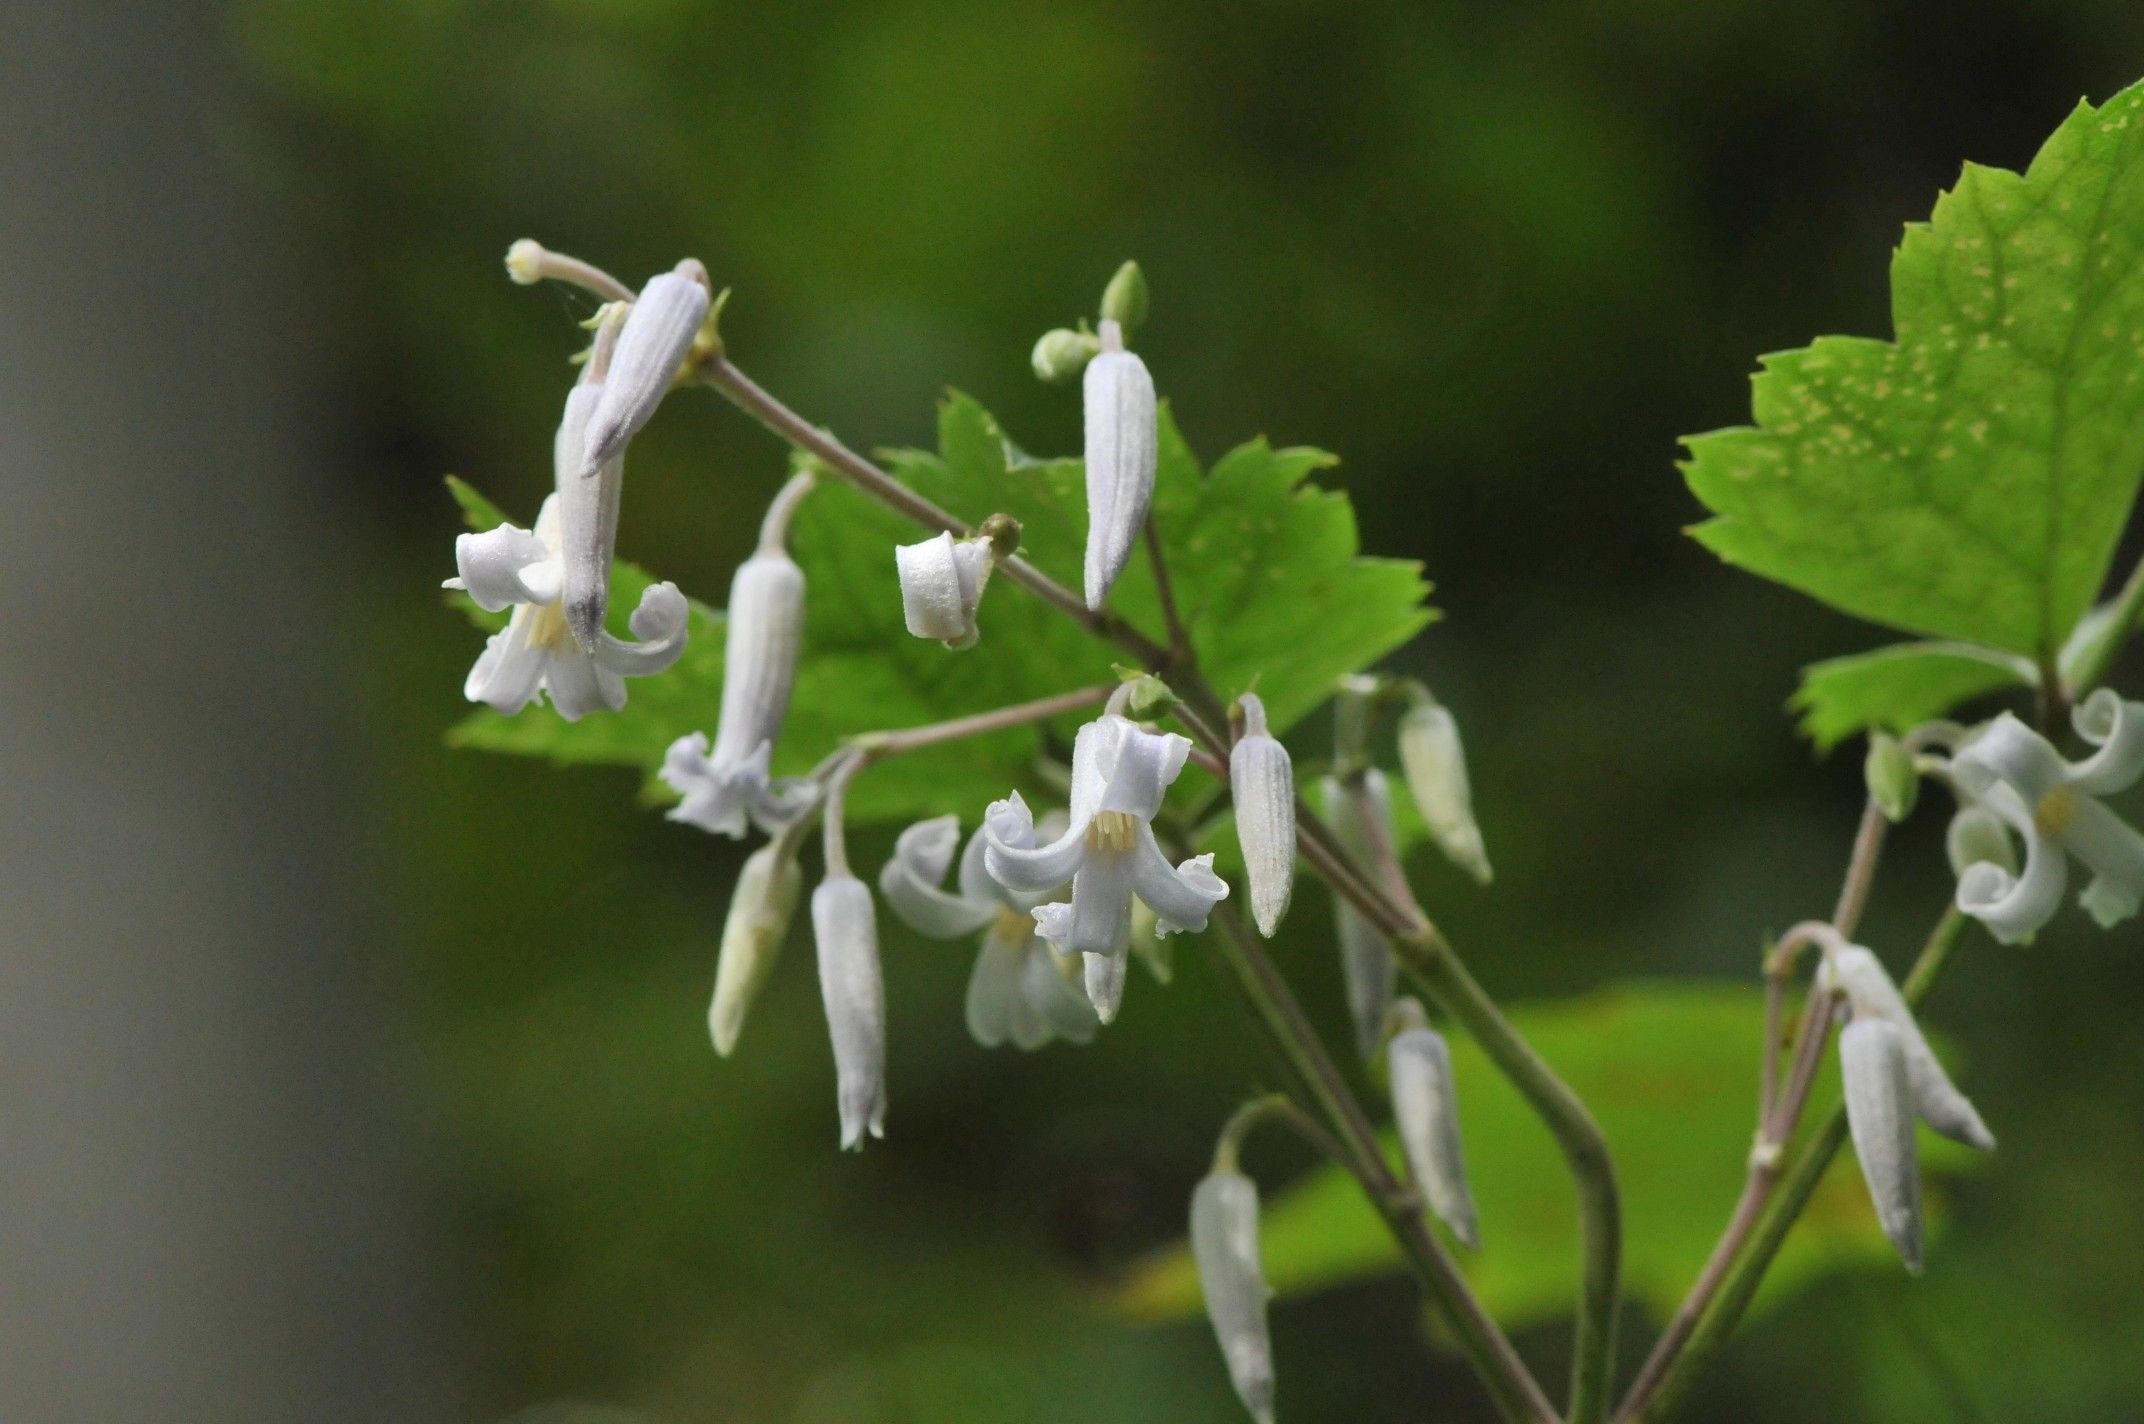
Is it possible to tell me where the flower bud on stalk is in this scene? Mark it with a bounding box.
[1824,945,1994,1151]
[811,872,887,1150]
[1031,327,1101,383]
[1323,771,1398,1059]
[1397,697,1493,885]
[708,842,803,1056]
[1191,1168,1276,1424]
[1100,259,1149,332]
[581,259,711,476]
[1839,1018,1925,1273]
[894,530,998,649]
[1864,731,1919,823]
[1081,319,1157,610]
[1386,999,1480,1248]
[1229,694,1297,937]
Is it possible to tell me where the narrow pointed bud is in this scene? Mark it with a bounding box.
[1864,732,1920,823]
[1190,1170,1276,1424]
[1946,804,2018,879]
[1387,1000,1480,1248]
[555,376,625,652]
[894,530,997,649]
[708,842,803,1056]
[811,873,887,1150]
[1229,694,1296,936]
[1827,946,1994,1151]
[1081,319,1157,610]
[1324,772,1398,1059]
[1031,327,1101,383]
[1397,698,1493,885]
[710,475,813,773]
[582,259,711,474]
[1084,950,1128,1025]
[1100,260,1149,332]
[1839,1018,1925,1273]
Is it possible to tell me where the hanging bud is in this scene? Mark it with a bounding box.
[581,259,711,475]
[1397,697,1493,886]
[1825,945,1995,1151]
[894,530,997,649]
[708,841,803,1056]
[1230,694,1297,937]
[811,872,887,1150]
[557,315,628,651]
[1191,1169,1276,1424]
[1100,260,1150,332]
[1386,999,1480,1248]
[1946,803,2019,881]
[1081,319,1157,610]
[1031,327,1101,384]
[1323,772,1398,1059]
[1838,1018,1924,1273]
[1864,732,1920,823]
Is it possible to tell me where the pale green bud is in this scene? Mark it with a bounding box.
[1031,327,1101,383]
[1100,259,1149,332]
[1397,700,1493,886]
[708,843,803,1056]
[1864,732,1919,822]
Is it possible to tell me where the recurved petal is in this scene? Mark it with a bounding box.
[895,531,994,648]
[2053,793,2144,928]
[1128,827,1229,935]
[1098,718,1193,819]
[1826,947,1994,1151]
[1951,713,2070,805]
[592,581,691,677]
[879,816,997,939]
[1956,819,2067,945]
[983,794,1089,893]
[452,522,555,611]
[464,616,548,714]
[2068,689,2144,795]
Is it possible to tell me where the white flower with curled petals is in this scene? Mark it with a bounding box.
[1191,1168,1276,1424]
[811,872,886,1151]
[447,494,689,722]
[983,712,1227,1023]
[1948,691,2144,942]
[1229,693,1296,937]
[1081,318,1157,610]
[878,813,1097,1050]
[895,531,996,649]
[580,259,710,477]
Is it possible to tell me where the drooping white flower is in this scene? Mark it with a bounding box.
[661,474,815,837]
[1386,998,1480,1249]
[580,259,711,476]
[1322,771,1397,1060]
[1230,693,1297,937]
[894,531,996,649]
[1948,692,2144,942]
[447,494,689,721]
[1821,945,1994,1151]
[811,871,886,1150]
[1397,697,1493,885]
[1081,318,1157,610]
[1191,1168,1276,1424]
[708,841,804,1057]
[877,813,1097,1050]
[983,711,1227,1023]
[1838,1018,1924,1273]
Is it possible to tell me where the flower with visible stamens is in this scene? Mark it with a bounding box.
[811,871,886,1151]
[1948,692,2144,942]
[894,531,997,649]
[580,259,711,477]
[1191,1167,1276,1424]
[982,709,1227,1023]
[1839,1017,1925,1273]
[1081,318,1157,610]
[446,494,688,721]
[661,474,816,838]
[1322,770,1398,1060]
[1230,693,1296,937]
[878,813,1097,1050]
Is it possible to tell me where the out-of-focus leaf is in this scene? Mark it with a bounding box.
[1792,641,2036,750]
[1117,982,1977,1330]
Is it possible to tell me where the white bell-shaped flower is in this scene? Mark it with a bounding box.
[894,531,996,649]
[1191,1168,1276,1424]
[1386,998,1480,1249]
[1229,693,1297,937]
[1081,318,1157,610]
[1949,692,2144,942]
[1839,1017,1925,1273]
[447,494,689,721]
[982,712,1227,1023]
[708,841,803,1057]
[580,259,710,476]
[811,871,887,1150]
[1322,771,1398,1060]
[1821,945,1994,1151]
[877,813,1097,1050]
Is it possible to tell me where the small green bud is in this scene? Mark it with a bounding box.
[1031,327,1100,383]
[1100,260,1149,332]
[1114,669,1175,720]
[1864,732,1919,822]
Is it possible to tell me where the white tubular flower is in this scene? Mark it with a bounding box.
[1386,999,1479,1248]
[1191,1169,1276,1424]
[1823,946,1994,1151]
[708,841,803,1057]
[580,259,711,476]
[983,712,1228,1024]
[447,495,689,721]
[1398,698,1493,886]
[1230,694,1296,937]
[1323,771,1397,1060]
[1949,693,2144,941]
[661,475,815,838]
[877,813,1097,1051]
[1838,1018,1924,1273]
[1081,318,1157,610]
[894,531,995,649]
[811,872,887,1150]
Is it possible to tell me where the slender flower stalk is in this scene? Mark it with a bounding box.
[1229,693,1297,936]
[1081,318,1157,609]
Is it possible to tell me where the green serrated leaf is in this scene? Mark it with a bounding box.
[1116,983,1977,1331]
[1792,641,2038,751]
[1685,81,2144,661]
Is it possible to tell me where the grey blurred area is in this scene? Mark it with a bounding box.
[0,3,454,1420]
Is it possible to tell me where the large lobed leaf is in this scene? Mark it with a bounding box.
[1685,81,2144,668]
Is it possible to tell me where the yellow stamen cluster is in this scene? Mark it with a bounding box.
[2034,786,2079,837]
[1089,809,1138,853]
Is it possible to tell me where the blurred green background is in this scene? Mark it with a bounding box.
[173,0,2144,1419]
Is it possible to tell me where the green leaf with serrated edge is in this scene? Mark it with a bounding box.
[1793,641,2038,751]
[1117,983,1977,1330]
[447,392,1432,829]
[1685,81,2144,661]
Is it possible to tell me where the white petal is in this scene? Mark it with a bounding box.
[463,615,548,714]
[1021,940,1099,1045]
[1945,804,2018,879]
[1097,716,1192,819]
[591,581,691,677]
[811,875,887,1150]
[1066,719,1113,825]
[1081,330,1157,610]
[1951,713,2069,805]
[983,793,1089,893]
[1057,845,1137,961]
[661,734,769,840]
[1083,948,1129,1024]
[1190,1170,1276,1424]
[1128,827,1228,935]
[1956,816,2067,946]
[709,843,802,1056]
[963,929,1027,1049]
[709,550,806,768]
[2067,689,2144,795]
[895,531,993,648]
[542,646,626,722]
[2052,793,2144,928]
[555,383,624,651]
[1389,1022,1480,1248]
[582,264,709,471]
[1839,1019,1924,1273]
[1397,701,1493,885]
[1229,694,1296,937]
[453,522,554,611]
[879,816,997,939]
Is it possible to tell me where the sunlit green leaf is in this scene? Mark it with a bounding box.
[1792,641,2036,750]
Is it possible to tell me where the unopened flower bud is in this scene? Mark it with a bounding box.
[894,530,996,649]
[1398,698,1493,886]
[811,872,887,1150]
[1031,327,1101,384]
[1100,259,1149,332]
[709,842,802,1056]
[1946,803,2018,880]
[1229,694,1296,936]
[1082,320,1157,610]
[555,360,626,651]
[1827,946,1994,1151]
[1323,771,1398,1059]
[504,238,547,285]
[1190,1169,1276,1424]
[582,259,711,474]
[1864,732,1919,823]
[1387,999,1479,1248]
[1839,1018,1924,1273]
